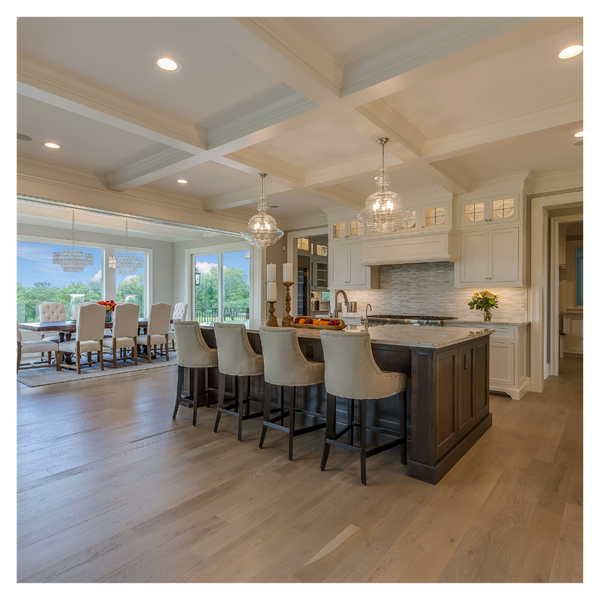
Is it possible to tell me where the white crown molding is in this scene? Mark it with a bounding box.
[529,168,583,195]
[400,185,453,204]
[225,146,305,187]
[454,169,532,199]
[426,159,473,194]
[277,213,328,231]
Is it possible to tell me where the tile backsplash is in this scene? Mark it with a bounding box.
[341,262,528,322]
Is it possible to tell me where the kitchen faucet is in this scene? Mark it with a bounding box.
[332,289,349,318]
[364,303,372,331]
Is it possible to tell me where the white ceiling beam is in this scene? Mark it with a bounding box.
[411,159,474,195]
[202,182,291,212]
[224,148,306,187]
[309,185,365,211]
[17,52,209,154]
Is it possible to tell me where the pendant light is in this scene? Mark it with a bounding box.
[52,210,94,272]
[241,173,284,249]
[357,138,412,235]
[108,218,143,276]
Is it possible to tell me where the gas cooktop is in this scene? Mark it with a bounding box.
[366,315,457,327]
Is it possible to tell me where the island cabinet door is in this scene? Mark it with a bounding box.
[457,344,476,439]
[473,337,490,420]
[433,346,460,460]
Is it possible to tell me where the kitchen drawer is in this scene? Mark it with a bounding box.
[489,327,515,343]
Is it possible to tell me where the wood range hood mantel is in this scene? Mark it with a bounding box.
[360,231,458,266]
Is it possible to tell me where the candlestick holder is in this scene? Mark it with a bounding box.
[265,301,278,327]
[282,282,294,327]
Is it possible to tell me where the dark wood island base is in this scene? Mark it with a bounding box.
[199,324,493,485]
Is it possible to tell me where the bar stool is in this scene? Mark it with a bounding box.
[258,327,326,460]
[172,321,219,426]
[319,330,408,486]
[213,323,264,441]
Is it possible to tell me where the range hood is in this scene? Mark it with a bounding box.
[360,231,458,266]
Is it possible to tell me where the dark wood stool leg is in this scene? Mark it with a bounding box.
[288,386,296,461]
[401,390,407,465]
[237,376,246,442]
[360,400,367,486]
[205,368,211,406]
[278,386,284,422]
[348,398,354,446]
[214,372,226,433]
[320,393,336,472]
[245,377,251,417]
[258,382,272,449]
[173,365,184,419]
[192,368,199,426]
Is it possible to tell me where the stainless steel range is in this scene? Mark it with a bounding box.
[363,314,458,327]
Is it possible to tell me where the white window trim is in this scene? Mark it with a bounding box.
[185,241,258,324]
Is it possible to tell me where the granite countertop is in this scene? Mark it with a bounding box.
[450,320,531,326]
[201,321,494,349]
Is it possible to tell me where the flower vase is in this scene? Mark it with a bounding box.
[105,311,113,323]
[482,309,492,322]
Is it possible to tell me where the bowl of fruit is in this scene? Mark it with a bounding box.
[291,316,346,330]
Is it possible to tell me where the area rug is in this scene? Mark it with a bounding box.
[17,351,178,387]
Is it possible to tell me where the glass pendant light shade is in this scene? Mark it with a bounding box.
[357,138,412,235]
[108,219,144,276]
[52,210,94,272]
[241,173,284,249]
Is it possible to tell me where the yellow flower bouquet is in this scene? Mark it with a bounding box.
[468,290,499,322]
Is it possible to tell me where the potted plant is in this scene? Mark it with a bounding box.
[468,290,499,322]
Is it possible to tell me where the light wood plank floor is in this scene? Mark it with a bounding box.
[17,358,583,583]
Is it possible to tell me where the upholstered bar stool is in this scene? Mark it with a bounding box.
[319,330,408,486]
[258,327,326,460]
[213,322,264,442]
[172,321,219,426]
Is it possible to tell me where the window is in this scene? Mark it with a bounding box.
[576,247,583,306]
[114,251,147,317]
[17,240,103,322]
[465,202,485,223]
[194,250,250,324]
[297,238,309,251]
[321,292,330,301]
[493,198,515,220]
[316,244,328,256]
[425,207,446,227]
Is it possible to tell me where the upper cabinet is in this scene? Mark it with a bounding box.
[454,187,528,287]
[329,241,379,290]
[330,217,365,242]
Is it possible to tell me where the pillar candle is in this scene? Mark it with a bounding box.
[283,263,293,283]
[267,263,276,282]
[266,282,277,302]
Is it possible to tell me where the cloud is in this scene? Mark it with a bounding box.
[195,261,217,274]
[89,270,102,283]
[123,275,137,282]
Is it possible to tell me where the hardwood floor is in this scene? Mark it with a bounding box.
[17,358,583,583]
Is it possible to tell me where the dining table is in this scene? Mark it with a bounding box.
[19,319,172,364]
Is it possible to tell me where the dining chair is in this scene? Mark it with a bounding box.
[57,304,105,374]
[169,302,188,351]
[213,322,264,441]
[319,330,408,486]
[172,321,219,426]
[138,303,171,362]
[102,303,139,368]
[38,302,66,357]
[17,319,59,373]
[258,326,326,460]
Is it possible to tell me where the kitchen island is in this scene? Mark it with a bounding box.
[199,322,494,484]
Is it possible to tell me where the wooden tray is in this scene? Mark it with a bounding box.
[290,316,346,331]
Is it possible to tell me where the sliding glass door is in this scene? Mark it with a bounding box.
[193,249,250,325]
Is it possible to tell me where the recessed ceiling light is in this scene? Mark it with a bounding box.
[573,131,583,138]
[176,179,188,184]
[43,142,60,149]
[17,133,32,141]
[155,56,182,72]
[557,44,583,60]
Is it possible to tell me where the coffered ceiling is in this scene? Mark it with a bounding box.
[16,16,583,235]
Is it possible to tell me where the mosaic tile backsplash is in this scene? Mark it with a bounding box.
[341,262,528,322]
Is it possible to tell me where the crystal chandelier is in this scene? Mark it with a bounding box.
[357,138,412,235]
[108,219,144,276]
[52,211,94,272]
[241,173,284,249]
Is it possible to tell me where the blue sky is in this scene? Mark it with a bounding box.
[17,241,103,288]
[195,250,250,279]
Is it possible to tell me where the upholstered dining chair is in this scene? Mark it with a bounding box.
[169,302,188,351]
[319,330,408,486]
[38,302,67,356]
[213,322,264,442]
[258,326,326,460]
[17,319,59,373]
[102,303,139,368]
[172,321,219,426]
[57,304,105,374]
[138,302,171,362]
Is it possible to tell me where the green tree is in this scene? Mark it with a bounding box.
[115,275,145,317]
[223,267,249,309]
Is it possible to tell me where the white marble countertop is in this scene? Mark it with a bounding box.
[202,321,494,349]
[450,320,530,326]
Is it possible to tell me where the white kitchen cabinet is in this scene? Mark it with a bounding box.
[455,226,524,287]
[459,194,521,228]
[330,217,365,241]
[448,322,530,399]
[329,241,379,290]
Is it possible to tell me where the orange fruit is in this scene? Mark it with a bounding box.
[299,319,305,324]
